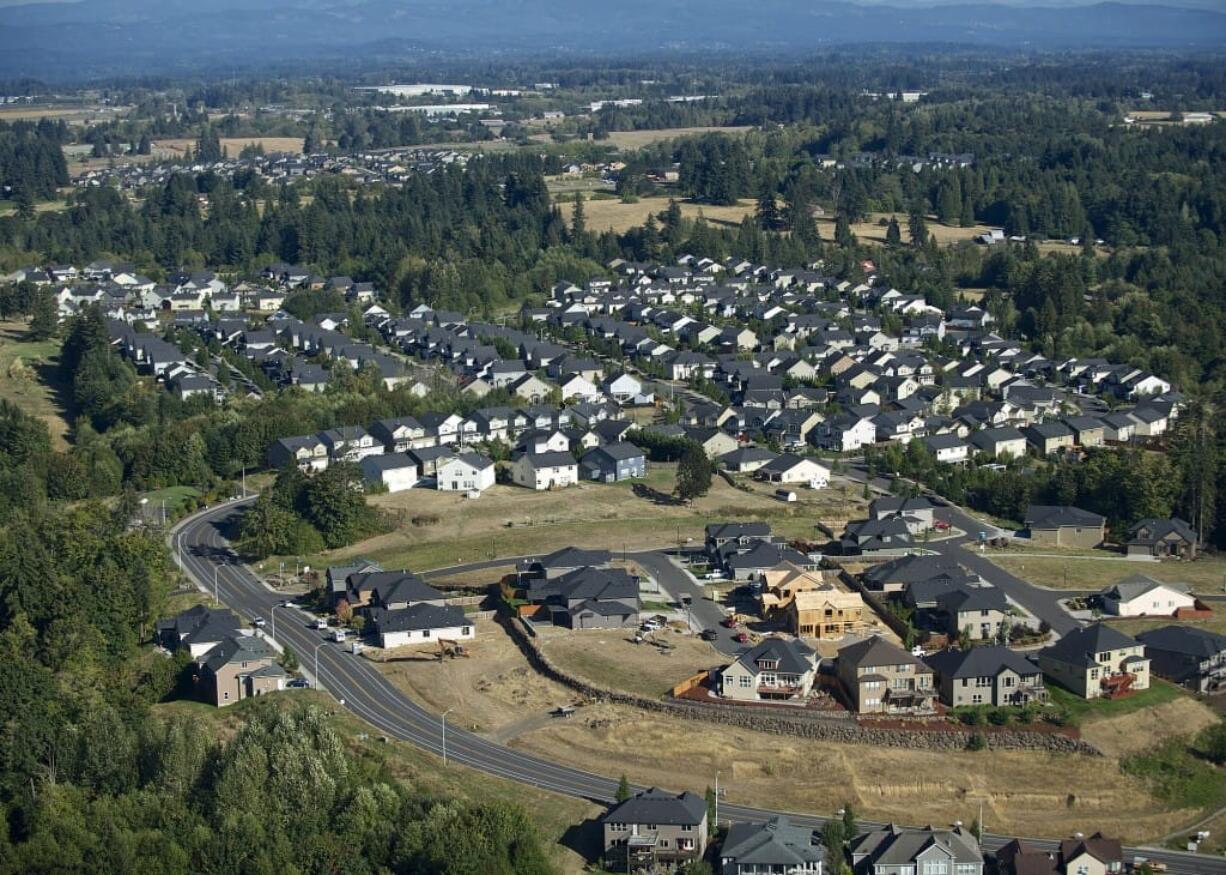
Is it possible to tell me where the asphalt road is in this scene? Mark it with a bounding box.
[630,549,747,657]
[169,499,1224,875]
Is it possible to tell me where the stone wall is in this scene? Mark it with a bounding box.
[501,616,1101,756]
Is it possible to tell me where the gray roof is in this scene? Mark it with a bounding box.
[522,451,577,468]
[838,636,930,673]
[1127,517,1198,546]
[1040,622,1142,669]
[603,788,707,827]
[735,637,816,676]
[352,571,444,606]
[201,635,275,672]
[864,554,970,587]
[370,603,469,634]
[1136,625,1226,658]
[925,645,1040,680]
[581,441,645,464]
[722,816,824,869]
[850,824,982,867]
[529,546,613,570]
[1103,574,1189,602]
[935,584,1010,615]
[361,452,417,473]
[1024,504,1105,530]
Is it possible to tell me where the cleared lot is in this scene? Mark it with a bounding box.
[986,554,1226,592]
[537,625,722,698]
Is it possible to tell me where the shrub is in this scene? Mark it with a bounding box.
[966,732,987,751]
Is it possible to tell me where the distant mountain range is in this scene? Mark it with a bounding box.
[1,0,1224,80]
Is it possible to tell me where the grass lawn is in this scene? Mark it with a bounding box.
[0,319,73,449]
[986,554,1226,593]
[142,485,203,514]
[1046,678,1185,726]
[1107,613,1226,639]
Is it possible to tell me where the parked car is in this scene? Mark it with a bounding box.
[313,617,329,630]
[720,617,738,628]
[700,629,718,641]
[287,678,311,689]
[251,617,266,628]
[703,571,727,580]
[733,632,750,644]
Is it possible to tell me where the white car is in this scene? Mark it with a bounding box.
[251,617,266,628]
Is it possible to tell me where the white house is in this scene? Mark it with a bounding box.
[436,452,496,494]
[922,433,969,464]
[755,454,831,488]
[372,604,475,649]
[360,453,419,493]
[1100,575,1196,617]
[512,451,578,490]
[559,373,601,402]
[603,372,648,405]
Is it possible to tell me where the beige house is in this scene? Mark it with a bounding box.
[836,636,936,715]
[925,645,1047,708]
[1038,623,1150,699]
[602,788,708,870]
[1024,505,1106,548]
[719,637,818,702]
[197,635,287,707]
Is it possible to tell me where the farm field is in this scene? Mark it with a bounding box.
[601,125,754,150]
[985,554,1226,592]
[290,462,865,573]
[375,613,1216,844]
[575,195,756,234]
[0,319,72,449]
[153,136,306,158]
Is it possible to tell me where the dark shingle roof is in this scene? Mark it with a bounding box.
[603,788,707,827]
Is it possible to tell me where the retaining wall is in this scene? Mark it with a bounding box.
[501,616,1100,756]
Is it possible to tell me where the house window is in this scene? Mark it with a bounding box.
[739,676,752,688]
[922,861,949,875]
[971,694,983,705]
[422,629,431,637]
[462,627,471,636]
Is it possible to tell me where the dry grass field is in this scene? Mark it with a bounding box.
[154,136,305,158]
[0,319,72,449]
[601,126,754,150]
[986,554,1226,593]
[577,196,756,234]
[298,462,864,573]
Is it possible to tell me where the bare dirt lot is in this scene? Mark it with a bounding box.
[986,554,1226,593]
[536,625,723,698]
[305,463,864,572]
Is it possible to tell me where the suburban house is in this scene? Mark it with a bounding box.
[921,433,969,464]
[368,604,473,649]
[925,646,1047,708]
[869,496,937,533]
[512,451,579,490]
[836,636,937,715]
[840,518,913,554]
[933,584,1011,641]
[197,635,288,707]
[719,637,819,702]
[720,816,825,875]
[1024,505,1106,548]
[435,452,495,493]
[1098,574,1195,617]
[342,570,446,610]
[525,565,640,629]
[601,788,709,870]
[579,442,647,482]
[862,554,976,595]
[685,426,739,458]
[519,546,614,580]
[1136,625,1226,693]
[1023,421,1076,456]
[407,446,458,478]
[156,605,242,658]
[849,824,983,875]
[359,453,419,493]
[1125,517,1198,559]
[319,425,384,462]
[1057,833,1125,875]
[968,426,1027,459]
[1038,623,1150,699]
[267,434,329,472]
[755,454,831,488]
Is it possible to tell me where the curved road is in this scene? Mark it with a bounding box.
[171,499,1223,875]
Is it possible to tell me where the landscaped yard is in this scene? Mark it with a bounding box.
[0,319,73,449]
[986,553,1226,593]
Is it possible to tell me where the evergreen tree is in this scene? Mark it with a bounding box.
[908,210,928,248]
[885,217,902,247]
[195,126,223,163]
[675,443,713,503]
[570,194,587,237]
[615,774,631,803]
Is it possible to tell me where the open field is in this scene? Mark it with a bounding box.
[292,462,865,573]
[153,136,305,158]
[375,618,1211,843]
[0,319,72,449]
[0,197,70,217]
[536,625,723,698]
[602,125,754,151]
[575,195,756,234]
[986,554,1226,592]
[1071,687,1219,759]
[1107,612,1226,640]
[152,690,598,873]
[0,104,123,122]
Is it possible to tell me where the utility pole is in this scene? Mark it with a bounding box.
[714,770,720,828]
[313,642,326,691]
[213,566,219,606]
[241,466,247,498]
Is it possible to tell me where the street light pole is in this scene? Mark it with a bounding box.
[715,770,720,829]
[441,708,454,766]
[213,565,219,606]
